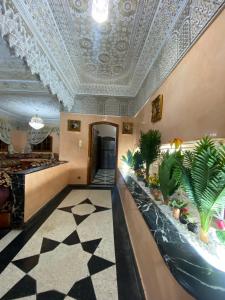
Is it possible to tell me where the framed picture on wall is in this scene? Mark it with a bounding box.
[68,120,81,132]
[122,122,133,134]
[151,95,163,123]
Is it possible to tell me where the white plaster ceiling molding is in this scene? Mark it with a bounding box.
[0,0,74,110]
[71,95,134,116]
[0,95,60,124]
[0,0,224,116]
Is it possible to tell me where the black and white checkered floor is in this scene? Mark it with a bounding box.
[0,190,117,300]
[92,169,115,185]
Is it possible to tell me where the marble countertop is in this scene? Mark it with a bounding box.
[12,161,68,175]
[121,173,225,300]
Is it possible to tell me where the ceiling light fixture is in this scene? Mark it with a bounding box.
[92,0,109,23]
[29,114,45,130]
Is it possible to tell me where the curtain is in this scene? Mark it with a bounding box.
[24,126,59,153]
[0,119,14,153]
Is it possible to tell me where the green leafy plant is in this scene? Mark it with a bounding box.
[133,151,144,171]
[177,137,225,242]
[121,150,134,168]
[169,198,187,209]
[139,130,161,180]
[159,151,183,203]
[216,230,225,244]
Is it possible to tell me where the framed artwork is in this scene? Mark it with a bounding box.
[151,95,163,123]
[122,122,133,134]
[68,120,81,132]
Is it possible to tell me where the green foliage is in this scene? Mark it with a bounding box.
[159,151,183,202]
[178,137,225,233]
[139,130,161,179]
[169,198,187,209]
[121,150,134,168]
[216,230,225,244]
[133,151,144,171]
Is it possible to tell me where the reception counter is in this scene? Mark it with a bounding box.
[117,170,225,300]
[11,162,69,226]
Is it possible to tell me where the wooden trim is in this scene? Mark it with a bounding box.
[87,121,119,185]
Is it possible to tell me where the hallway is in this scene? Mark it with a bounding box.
[0,190,117,299]
[92,169,115,185]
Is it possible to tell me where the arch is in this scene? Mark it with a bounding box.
[87,121,119,185]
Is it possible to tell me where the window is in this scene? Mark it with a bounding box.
[0,140,8,152]
[32,136,53,152]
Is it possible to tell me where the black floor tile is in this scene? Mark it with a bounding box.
[2,275,36,300]
[68,277,96,300]
[37,290,65,300]
[88,255,115,276]
[13,254,40,273]
[73,214,90,226]
[63,230,80,245]
[40,238,60,254]
[81,238,102,254]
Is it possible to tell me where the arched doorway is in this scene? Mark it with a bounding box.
[87,122,119,185]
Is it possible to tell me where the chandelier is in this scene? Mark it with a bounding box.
[92,0,109,23]
[29,115,44,130]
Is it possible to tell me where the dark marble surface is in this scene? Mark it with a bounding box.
[14,161,68,175]
[122,174,225,300]
[10,162,68,227]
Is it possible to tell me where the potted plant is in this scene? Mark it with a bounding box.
[170,198,188,219]
[179,207,189,224]
[159,151,182,204]
[0,171,11,208]
[148,173,161,200]
[133,151,144,180]
[177,137,225,243]
[121,149,134,169]
[139,130,161,184]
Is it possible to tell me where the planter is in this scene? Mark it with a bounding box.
[179,215,188,224]
[187,222,198,234]
[0,187,10,208]
[151,188,161,201]
[172,208,180,220]
[200,229,209,244]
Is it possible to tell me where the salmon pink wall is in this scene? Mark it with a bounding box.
[135,9,225,144]
[11,129,27,152]
[59,112,136,184]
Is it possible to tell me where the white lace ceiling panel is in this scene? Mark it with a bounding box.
[0,0,224,116]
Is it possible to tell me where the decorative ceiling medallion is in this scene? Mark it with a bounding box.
[115,40,129,52]
[118,0,137,17]
[79,38,93,49]
[69,0,88,13]
[98,53,110,63]
[113,66,123,74]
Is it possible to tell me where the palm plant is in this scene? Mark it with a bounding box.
[159,151,183,203]
[121,149,134,168]
[133,151,144,171]
[139,130,161,180]
[178,137,225,243]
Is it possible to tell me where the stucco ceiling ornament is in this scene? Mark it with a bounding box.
[0,0,74,110]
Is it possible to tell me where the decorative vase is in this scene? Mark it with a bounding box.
[199,228,209,244]
[179,215,188,224]
[173,208,180,219]
[187,222,198,234]
[0,187,10,208]
[151,188,161,201]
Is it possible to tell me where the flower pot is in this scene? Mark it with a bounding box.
[0,187,10,208]
[173,208,180,219]
[151,188,161,201]
[199,228,209,244]
[179,215,188,224]
[187,222,198,234]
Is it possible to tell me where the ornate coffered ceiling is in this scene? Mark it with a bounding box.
[0,0,224,115]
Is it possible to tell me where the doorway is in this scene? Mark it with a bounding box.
[88,122,118,185]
